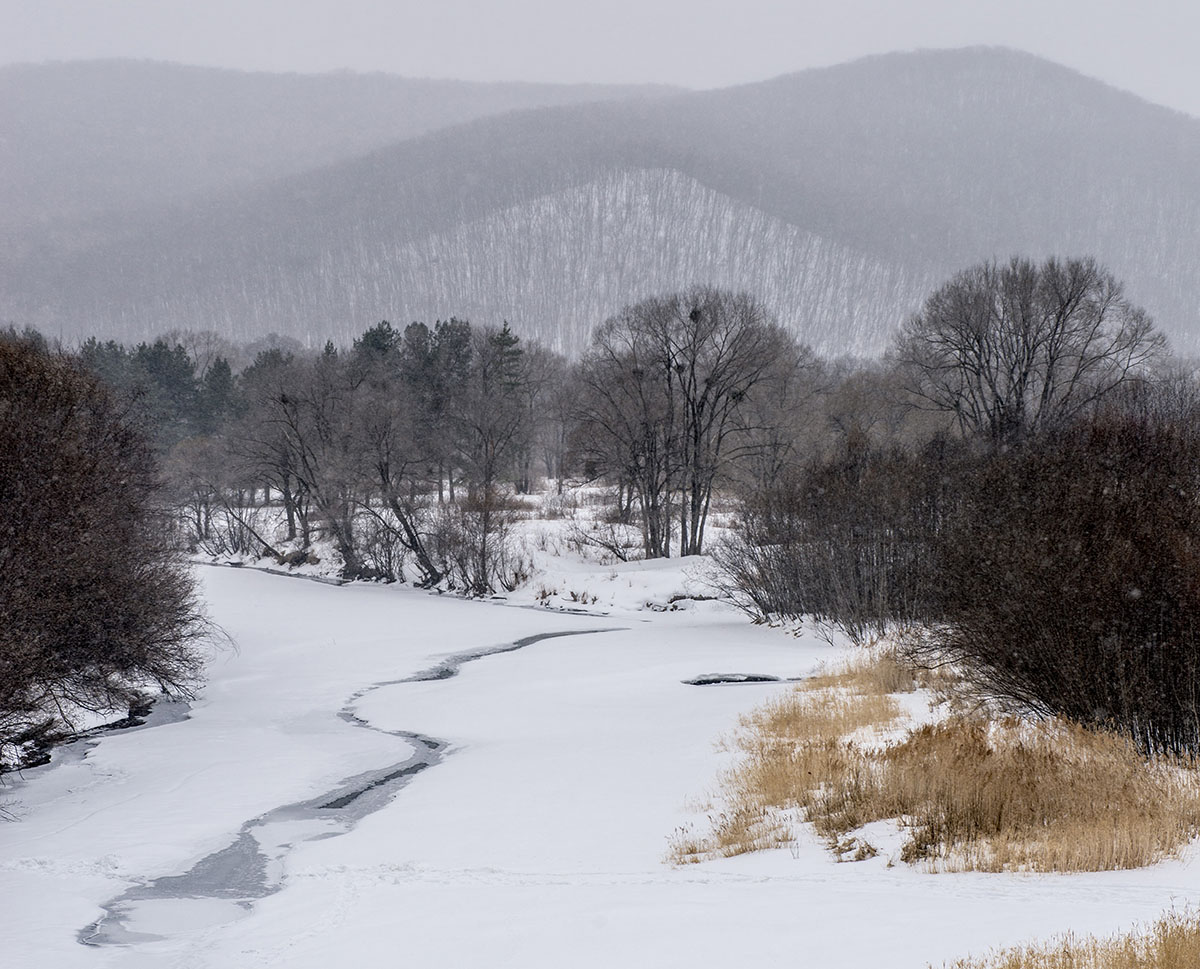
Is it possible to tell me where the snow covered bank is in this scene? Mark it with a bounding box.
[1,565,1198,968]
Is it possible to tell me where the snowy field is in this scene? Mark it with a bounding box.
[3,558,1200,968]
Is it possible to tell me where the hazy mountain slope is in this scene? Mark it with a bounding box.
[28,169,926,355]
[0,59,674,237]
[5,48,1199,355]
[374,170,932,356]
[667,48,1200,291]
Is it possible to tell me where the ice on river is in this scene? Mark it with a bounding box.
[2,564,1198,968]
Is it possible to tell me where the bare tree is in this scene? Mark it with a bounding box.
[576,306,681,559]
[577,287,796,557]
[159,328,236,381]
[262,351,368,577]
[350,329,446,586]
[538,357,578,493]
[732,342,826,494]
[513,342,569,494]
[236,348,310,545]
[895,256,1164,443]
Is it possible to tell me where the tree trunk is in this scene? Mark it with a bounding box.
[384,494,444,588]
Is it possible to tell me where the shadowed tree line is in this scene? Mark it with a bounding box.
[718,257,1200,756]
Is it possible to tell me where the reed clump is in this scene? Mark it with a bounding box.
[671,653,1200,871]
[942,909,1200,969]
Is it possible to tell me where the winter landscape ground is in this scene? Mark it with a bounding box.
[3,522,1199,969]
[5,14,1200,967]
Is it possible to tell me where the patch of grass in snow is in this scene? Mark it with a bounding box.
[803,649,920,696]
[842,716,1200,872]
[942,909,1200,969]
[672,652,1200,872]
[668,652,907,865]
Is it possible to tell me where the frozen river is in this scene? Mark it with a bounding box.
[1,565,1195,967]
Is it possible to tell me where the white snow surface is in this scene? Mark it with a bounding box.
[2,561,1199,968]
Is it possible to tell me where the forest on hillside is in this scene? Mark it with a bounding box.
[5,49,1200,357]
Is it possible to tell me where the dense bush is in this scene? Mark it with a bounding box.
[714,436,956,640]
[585,266,1179,753]
[720,404,1200,755]
[0,338,206,761]
[921,412,1200,756]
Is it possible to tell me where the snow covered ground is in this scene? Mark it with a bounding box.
[2,559,1199,968]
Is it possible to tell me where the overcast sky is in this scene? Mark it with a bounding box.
[5,0,1200,117]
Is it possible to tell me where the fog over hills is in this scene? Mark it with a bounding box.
[0,60,675,236]
[3,48,1198,356]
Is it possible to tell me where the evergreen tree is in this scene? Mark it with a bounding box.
[196,357,237,435]
[353,320,401,364]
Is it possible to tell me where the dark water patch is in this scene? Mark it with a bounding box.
[3,698,192,782]
[80,625,621,947]
[682,673,799,686]
[404,629,620,683]
[320,762,430,810]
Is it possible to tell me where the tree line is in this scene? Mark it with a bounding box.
[76,287,820,593]
[717,256,1200,756]
[5,255,1193,762]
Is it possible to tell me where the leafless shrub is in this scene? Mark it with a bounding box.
[915,410,1200,757]
[712,437,955,640]
[197,496,275,559]
[0,338,208,762]
[563,520,642,563]
[720,393,1200,759]
[538,490,578,520]
[427,497,531,594]
[356,512,407,581]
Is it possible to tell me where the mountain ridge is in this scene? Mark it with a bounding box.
[3,48,1198,356]
[0,58,678,235]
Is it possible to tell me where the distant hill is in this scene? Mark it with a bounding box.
[0,59,675,236]
[3,48,1199,357]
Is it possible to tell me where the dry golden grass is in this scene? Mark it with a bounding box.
[866,717,1200,871]
[943,909,1200,969]
[669,653,1200,871]
[667,656,906,864]
[804,649,919,695]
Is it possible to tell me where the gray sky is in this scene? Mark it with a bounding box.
[5,0,1200,117]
